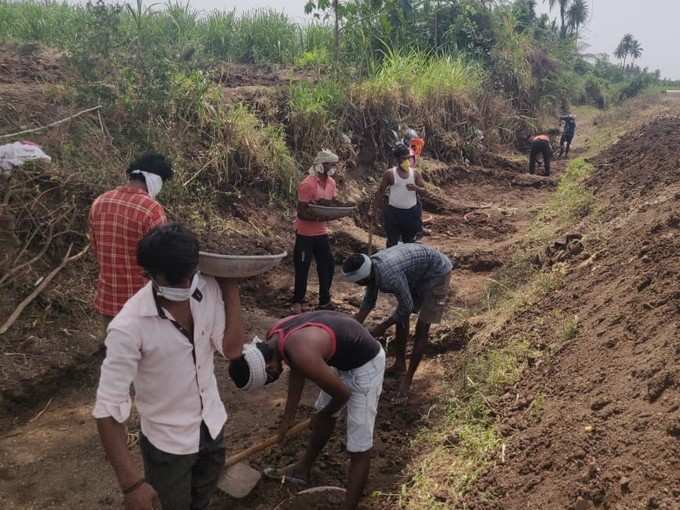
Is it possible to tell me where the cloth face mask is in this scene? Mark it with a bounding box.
[156,272,199,302]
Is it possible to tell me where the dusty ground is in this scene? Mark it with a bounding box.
[462,116,680,509]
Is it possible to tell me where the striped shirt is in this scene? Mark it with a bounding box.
[89,185,167,317]
[360,244,453,325]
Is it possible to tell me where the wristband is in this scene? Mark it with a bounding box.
[122,478,146,495]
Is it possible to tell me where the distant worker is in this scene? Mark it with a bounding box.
[89,152,171,326]
[292,149,340,314]
[528,134,553,176]
[342,243,454,398]
[229,311,385,510]
[403,128,430,239]
[559,114,576,159]
[374,142,426,248]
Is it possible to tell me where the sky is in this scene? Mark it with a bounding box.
[171,0,679,79]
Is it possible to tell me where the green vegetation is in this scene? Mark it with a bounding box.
[529,158,595,242]
[390,338,538,509]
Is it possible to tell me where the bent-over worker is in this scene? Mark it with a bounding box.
[342,243,454,397]
[229,310,385,510]
[93,223,246,510]
[528,134,553,176]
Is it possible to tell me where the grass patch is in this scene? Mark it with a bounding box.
[391,339,537,509]
[529,158,596,244]
[359,50,486,100]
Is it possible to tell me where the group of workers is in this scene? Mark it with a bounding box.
[528,113,577,176]
[88,128,454,510]
[87,113,576,509]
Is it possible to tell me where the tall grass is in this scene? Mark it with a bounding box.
[0,2,331,66]
[360,50,487,99]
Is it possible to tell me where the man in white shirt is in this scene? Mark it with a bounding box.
[93,223,246,510]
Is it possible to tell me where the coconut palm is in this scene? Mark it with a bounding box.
[545,0,570,37]
[615,33,634,69]
[629,39,643,67]
[567,0,588,37]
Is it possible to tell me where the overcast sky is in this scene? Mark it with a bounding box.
[175,1,678,79]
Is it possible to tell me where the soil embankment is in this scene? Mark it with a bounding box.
[463,116,680,509]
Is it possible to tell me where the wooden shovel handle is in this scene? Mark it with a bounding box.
[225,418,312,467]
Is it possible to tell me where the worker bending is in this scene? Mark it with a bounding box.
[229,311,385,510]
[342,243,454,398]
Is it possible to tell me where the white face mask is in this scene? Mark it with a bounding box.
[155,272,199,302]
[131,170,163,199]
[326,167,336,177]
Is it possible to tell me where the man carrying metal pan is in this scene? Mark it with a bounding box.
[93,223,246,510]
[292,149,341,314]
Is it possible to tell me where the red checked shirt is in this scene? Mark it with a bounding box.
[89,185,167,317]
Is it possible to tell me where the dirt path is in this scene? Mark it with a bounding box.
[0,135,571,507]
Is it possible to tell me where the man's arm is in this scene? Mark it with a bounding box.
[389,275,415,328]
[97,418,159,510]
[408,171,427,193]
[354,284,378,324]
[278,368,306,442]
[373,171,393,214]
[217,280,246,360]
[94,329,158,509]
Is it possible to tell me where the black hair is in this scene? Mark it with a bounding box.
[228,356,250,389]
[343,253,366,274]
[228,343,276,389]
[392,142,411,160]
[137,223,199,285]
[127,152,173,182]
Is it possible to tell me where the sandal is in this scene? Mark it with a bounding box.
[263,465,309,487]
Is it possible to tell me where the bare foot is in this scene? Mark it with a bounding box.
[385,363,406,378]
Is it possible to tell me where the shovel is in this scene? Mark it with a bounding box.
[217,417,312,498]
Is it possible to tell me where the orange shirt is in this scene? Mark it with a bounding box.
[294,175,337,237]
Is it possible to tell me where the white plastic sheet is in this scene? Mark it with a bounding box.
[0,141,51,174]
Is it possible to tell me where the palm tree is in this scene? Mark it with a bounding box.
[545,0,570,37]
[615,33,634,69]
[567,0,588,37]
[629,39,643,68]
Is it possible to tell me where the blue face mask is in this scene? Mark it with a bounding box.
[155,273,199,302]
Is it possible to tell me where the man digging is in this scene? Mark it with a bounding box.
[228,310,386,510]
[93,223,246,510]
[342,243,454,398]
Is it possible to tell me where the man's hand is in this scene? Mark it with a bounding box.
[406,183,418,192]
[124,482,160,510]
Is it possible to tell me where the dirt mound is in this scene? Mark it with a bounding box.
[589,115,680,218]
[464,117,680,509]
[0,43,65,84]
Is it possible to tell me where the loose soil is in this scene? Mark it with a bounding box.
[463,116,680,510]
